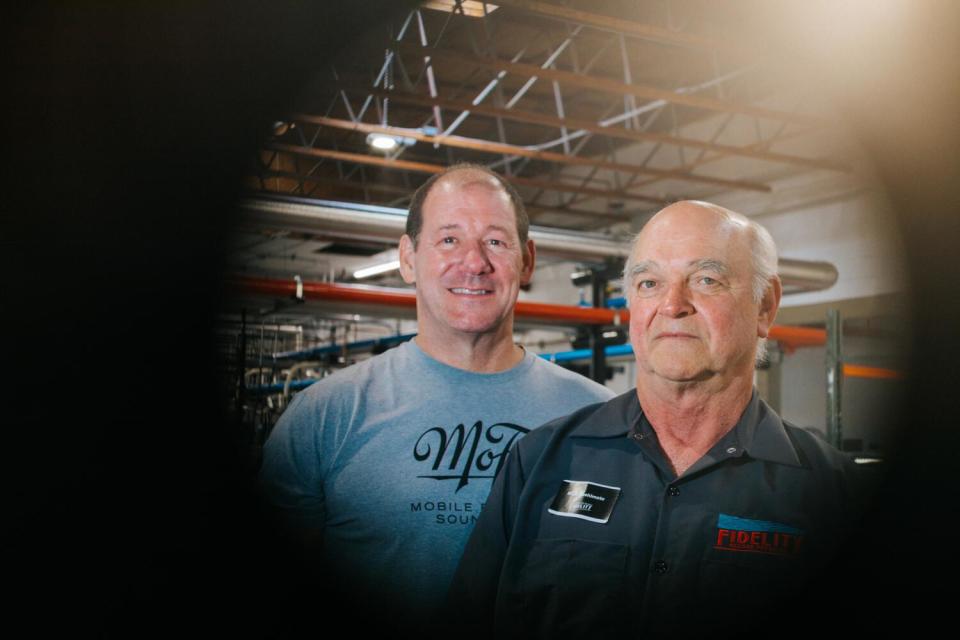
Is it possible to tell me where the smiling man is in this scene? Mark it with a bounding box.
[449,201,865,637]
[258,164,612,625]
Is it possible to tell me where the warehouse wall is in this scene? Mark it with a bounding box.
[760,189,908,307]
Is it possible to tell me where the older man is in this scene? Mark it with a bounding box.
[449,201,862,637]
[258,164,613,620]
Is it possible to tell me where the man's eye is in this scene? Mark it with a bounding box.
[487,238,504,247]
[440,237,456,245]
[638,279,657,289]
[699,276,719,286]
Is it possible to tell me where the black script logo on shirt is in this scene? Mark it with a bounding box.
[413,421,528,492]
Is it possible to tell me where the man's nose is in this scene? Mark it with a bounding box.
[659,281,694,318]
[461,241,493,274]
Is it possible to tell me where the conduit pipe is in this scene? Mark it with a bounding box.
[239,197,839,292]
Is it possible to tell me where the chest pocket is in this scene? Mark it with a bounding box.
[510,538,629,636]
[696,543,808,625]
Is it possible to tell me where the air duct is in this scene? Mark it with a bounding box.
[238,196,839,293]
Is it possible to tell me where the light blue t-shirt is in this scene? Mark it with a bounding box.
[259,339,613,613]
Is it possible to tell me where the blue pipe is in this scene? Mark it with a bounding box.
[251,340,632,393]
[539,343,634,363]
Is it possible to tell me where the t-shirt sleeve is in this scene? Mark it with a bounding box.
[258,392,328,542]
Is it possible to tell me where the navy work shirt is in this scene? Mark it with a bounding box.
[448,389,862,637]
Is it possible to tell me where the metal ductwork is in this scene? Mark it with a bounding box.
[777,258,839,295]
[239,196,630,261]
[239,196,839,293]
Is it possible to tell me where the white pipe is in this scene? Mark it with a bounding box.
[239,197,631,260]
[238,197,838,292]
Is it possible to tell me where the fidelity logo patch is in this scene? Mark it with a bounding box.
[714,513,805,556]
[548,480,621,524]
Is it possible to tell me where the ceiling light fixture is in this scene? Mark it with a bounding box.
[353,259,401,280]
[366,132,400,151]
[366,132,418,152]
[353,249,402,280]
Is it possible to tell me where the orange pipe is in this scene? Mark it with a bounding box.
[768,325,827,347]
[843,364,904,380]
[229,276,826,347]
[230,276,622,325]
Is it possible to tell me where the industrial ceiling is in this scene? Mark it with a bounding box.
[226,0,876,321]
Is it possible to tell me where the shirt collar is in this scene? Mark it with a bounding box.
[570,387,803,468]
[735,391,803,467]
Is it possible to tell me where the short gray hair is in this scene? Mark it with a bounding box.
[746,221,778,364]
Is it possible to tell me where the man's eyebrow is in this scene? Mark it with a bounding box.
[691,259,729,274]
[629,261,658,277]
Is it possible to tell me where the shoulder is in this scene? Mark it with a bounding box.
[778,420,879,527]
[526,356,616,400]
[289,343,408,406]
[781,421,855,474]
[267,345,411,441]
[779,420,871,505]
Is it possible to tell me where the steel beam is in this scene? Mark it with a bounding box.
[398,44,827,127]
[301,115,772,192]
[267,143,668,204]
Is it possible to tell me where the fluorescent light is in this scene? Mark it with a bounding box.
[353,259,401,280]
[367,133,399,151]
[422,1,498,18]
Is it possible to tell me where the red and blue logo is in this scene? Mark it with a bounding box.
[714,513,805,557]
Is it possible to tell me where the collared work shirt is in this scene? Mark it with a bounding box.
[449,390,862,637]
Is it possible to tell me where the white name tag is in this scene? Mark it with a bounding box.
[547,479,621,524]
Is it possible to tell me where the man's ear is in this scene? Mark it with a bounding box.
[520,238,536,286]
[757,276,782,338]
[399,234,417,284]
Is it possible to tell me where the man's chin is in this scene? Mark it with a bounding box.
[444,316,510,337]
[648,361,712,384]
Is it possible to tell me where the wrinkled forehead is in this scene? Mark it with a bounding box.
[632,204,752,267]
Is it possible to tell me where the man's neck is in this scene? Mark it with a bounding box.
[636,373,754,477]
[414,326,524,373]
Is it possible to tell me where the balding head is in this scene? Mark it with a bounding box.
[406,163,529,251]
